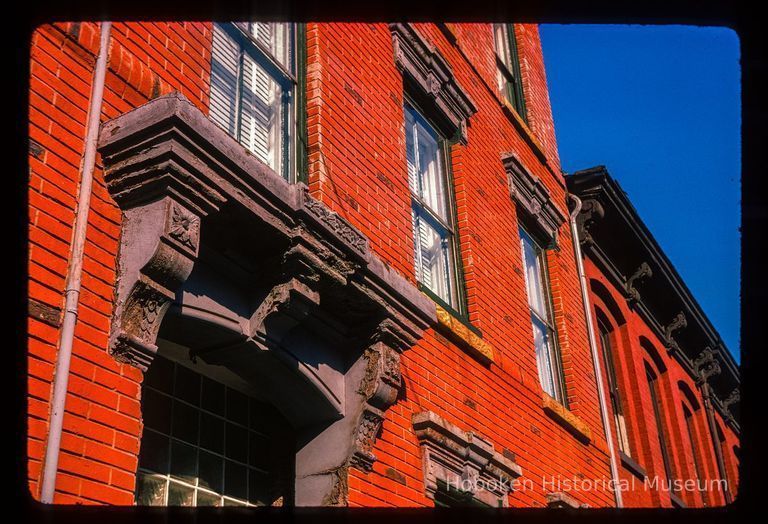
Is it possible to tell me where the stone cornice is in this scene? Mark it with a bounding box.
[412,410,522,507]
[389,23,477,144]
[502,152,567,247]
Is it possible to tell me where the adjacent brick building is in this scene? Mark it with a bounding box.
[27,21,739,508]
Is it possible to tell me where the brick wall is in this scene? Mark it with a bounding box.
[306,22,612,507]
[585,258,739,507]
[28,21,212,504]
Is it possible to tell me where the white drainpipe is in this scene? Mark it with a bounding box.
[568,193,624,508]
[39,21,112,504]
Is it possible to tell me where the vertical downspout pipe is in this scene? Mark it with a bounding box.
[700,381,733,504]
[39,21,112,504]
[568,193,624,508]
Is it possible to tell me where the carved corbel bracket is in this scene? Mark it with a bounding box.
[693,346,721,386]
[350,339,403,471]
[626,262,653,305]
[109,199,210,371]
[575,198,605,247]
[663,311,687,354]
[247,278,322,349]
[722,388,740,424]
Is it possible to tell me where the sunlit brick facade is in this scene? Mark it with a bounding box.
[27,21,739,507]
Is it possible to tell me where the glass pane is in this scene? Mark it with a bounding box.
[494,24,511,65]
[196,491,222,507]
[138,429,170,473]
[199,413,225,454]
[249,468,272,506]
[405,106,448,220]
[520,228,549,320]
[198,450,224,494]
[170,440,197,483]
[223,498,247,507]
[142,388,172,435]
[249,431,270,471]
[201,377,225,414]
[532,316,556,398]
[144,355,174,394]
[240,54,284,174]
[167,481,195,506]
[136,472,166,506]
[174,364,201,406]
[413,211,455,306]
[172,400,200,445]
[249,22,291,69]
[224,460,248,500]
[210,24,241,138]
[226,422,248,463]
[227,389,249,426]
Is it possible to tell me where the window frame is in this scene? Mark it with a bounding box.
[645,364,676,491]
[404,96,469,321]
[596,314,632,457]
[492,23,527,121]
[212,22,306,183]
[519,222,566,404]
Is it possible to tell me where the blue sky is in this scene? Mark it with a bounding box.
[539,25,740,360]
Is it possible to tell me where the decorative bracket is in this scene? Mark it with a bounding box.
[575,198,605,248]
[722,388,740,425]
[663,311,687,354]
[693,346,721,386]
[626,262,653,305]
[350,335,403,471]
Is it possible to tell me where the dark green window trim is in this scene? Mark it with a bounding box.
[295,24,308,184]
[494,24,527,123]
[404,93,471,321]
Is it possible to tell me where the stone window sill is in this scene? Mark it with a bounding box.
[541,393,592,444]
[434,304,495,364]
[619,450,647,481]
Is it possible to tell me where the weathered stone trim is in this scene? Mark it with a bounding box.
[435,305,494,364]
[546,491,588,509]
[502,152,567,247]
[412,410,522,507]
[389,23,477,144]
[541,393,592,444]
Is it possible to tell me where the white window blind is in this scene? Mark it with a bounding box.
[209,23,291,177]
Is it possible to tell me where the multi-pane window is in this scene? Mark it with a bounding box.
[210,22,296,180]
[493,24,526,119]
[646,366,676,489]
[135,355,293,507]
[597,319,632,456]
[519,226,564,402]
[406,103,461,311]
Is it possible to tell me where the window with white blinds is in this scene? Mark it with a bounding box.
[210,23,295,179]
[405,103,460,311]
[492,24,526,120]
[519,226,564,402]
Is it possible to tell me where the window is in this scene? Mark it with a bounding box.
[519,225,565,402]
[406,102,463,312]
[646,365,676,489]
[682,405,704,486]
[597,317,632,456]
[135,355,293,506]
[493,24,526,119]
[210,22,298,180]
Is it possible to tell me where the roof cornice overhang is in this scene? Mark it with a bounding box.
[567,166,739,433]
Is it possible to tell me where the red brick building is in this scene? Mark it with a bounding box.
[27,21,739,508]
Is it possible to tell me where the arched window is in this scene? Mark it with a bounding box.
[642,339,676,494]
[595,308,631,456]
[678,382,706,499]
